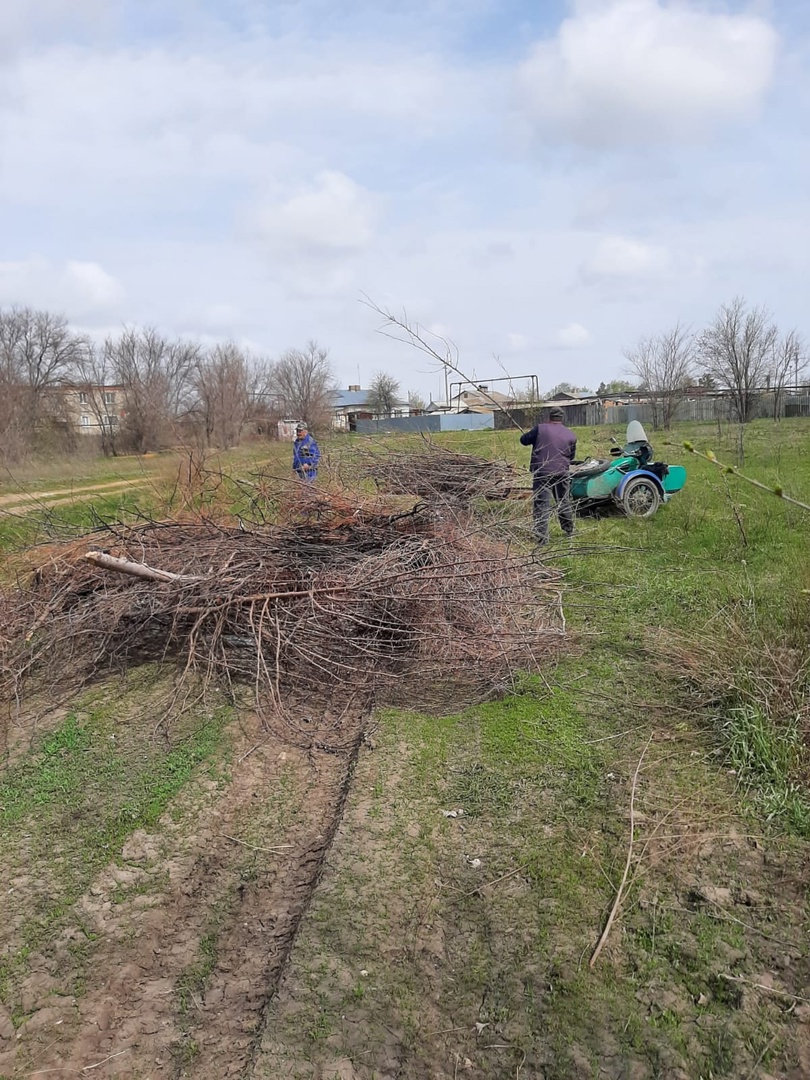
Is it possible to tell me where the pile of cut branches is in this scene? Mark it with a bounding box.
[354,444,525,505]
[1,492,563,719]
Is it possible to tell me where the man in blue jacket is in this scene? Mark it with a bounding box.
[292,422,321,482]
[519,407,577,543]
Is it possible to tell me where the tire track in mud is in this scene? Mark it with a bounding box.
[184,724,368,1080]
[9,710,368,1079]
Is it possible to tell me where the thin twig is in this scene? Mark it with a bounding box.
[718,973,810,1004]
[744,1030,782,1080]
[83,1048,130,1071]
[223,835,291,854]
[462,863,530,898]
[589,734,653,967]
[683,443,810,513]
[584,728,635,745]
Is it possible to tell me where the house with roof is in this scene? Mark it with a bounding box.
[425,384,512,414]
[56,384,126,436]
[331,385,412,432]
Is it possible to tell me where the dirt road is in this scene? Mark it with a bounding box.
[0,479,143,515]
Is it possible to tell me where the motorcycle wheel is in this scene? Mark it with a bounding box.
[621,476,661,518]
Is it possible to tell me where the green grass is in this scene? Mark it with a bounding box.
[0,449,168,497]
[0,680,233,1007]
[255,418,810,1079]
[0,706,226,839]
[719,705,810,835]
[261,663,798,1078]
[0,440,304,558]
[0,489,151,553]
[3,419,810,1077]
[176,929,221,1016]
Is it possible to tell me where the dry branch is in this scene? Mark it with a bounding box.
[589,735,652,968]
[1,489,564,723]
[361,297,526,431]
[353,443,523,506]
[85,550,202,583]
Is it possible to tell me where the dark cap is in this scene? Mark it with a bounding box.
[549,407,565,421]
[295,422,307,431]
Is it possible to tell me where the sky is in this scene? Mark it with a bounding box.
[0,0,808,400]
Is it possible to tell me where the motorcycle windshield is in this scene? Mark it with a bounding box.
[625,420,648,444]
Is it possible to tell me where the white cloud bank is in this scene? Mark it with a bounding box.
[518,0,779,145]
[581,235,671,281]
[254,172,379,258]
[555,322,592,347]
[0,257,124,320]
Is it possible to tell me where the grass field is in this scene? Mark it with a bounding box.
[252,419,810,1078]
[1,419,809,1078]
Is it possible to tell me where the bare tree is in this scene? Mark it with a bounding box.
[105,327,201,453]
[0,306,88,461]
[269,340,336,428]
[699,298,778,461]
[771,329,807,422]
[407,389,427,413]
[520,379,542,405]
[193,344,268,449]
[367,372,402,418]
[624,323,695,430]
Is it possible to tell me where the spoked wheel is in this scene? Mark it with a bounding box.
[621,476,661,518]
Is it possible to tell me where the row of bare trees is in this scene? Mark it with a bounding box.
[624,298,807,457]
[0,308,89,463]
[0,306,339,463]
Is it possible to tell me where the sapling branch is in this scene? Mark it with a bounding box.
[683,443,810,514]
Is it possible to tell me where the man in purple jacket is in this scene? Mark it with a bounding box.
[519,407,577,544]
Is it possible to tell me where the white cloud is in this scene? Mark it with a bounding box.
[254,172,379,258]
[517,0,778,145]
[0,256,124,320]
[0,42,479,205]
[64,261,123,308]
[0,0,108,56]
[581,235,670,281]
[555,323,591,348]
[0,3,806,402]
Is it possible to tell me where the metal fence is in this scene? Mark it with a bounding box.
[353,395,810,436]
[355,412,495,435]
[604,394,810,427]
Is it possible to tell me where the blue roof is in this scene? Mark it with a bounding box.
[333,389,369,408]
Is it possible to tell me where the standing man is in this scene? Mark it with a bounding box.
[520,407,577,544]
[292,422,321,482]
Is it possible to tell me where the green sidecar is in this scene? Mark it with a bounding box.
[569,421,686,518]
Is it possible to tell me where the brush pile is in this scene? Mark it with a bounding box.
[355,444,524,505]
[1,492,563,716]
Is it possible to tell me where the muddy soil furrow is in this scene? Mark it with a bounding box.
[187,726,367,1079]
[6,710,368,1079]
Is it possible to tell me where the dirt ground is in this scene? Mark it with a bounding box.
[0,480,142,514]
[1,678,809,1080]
[253,706,810,1080]
[0,689,368,1079]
